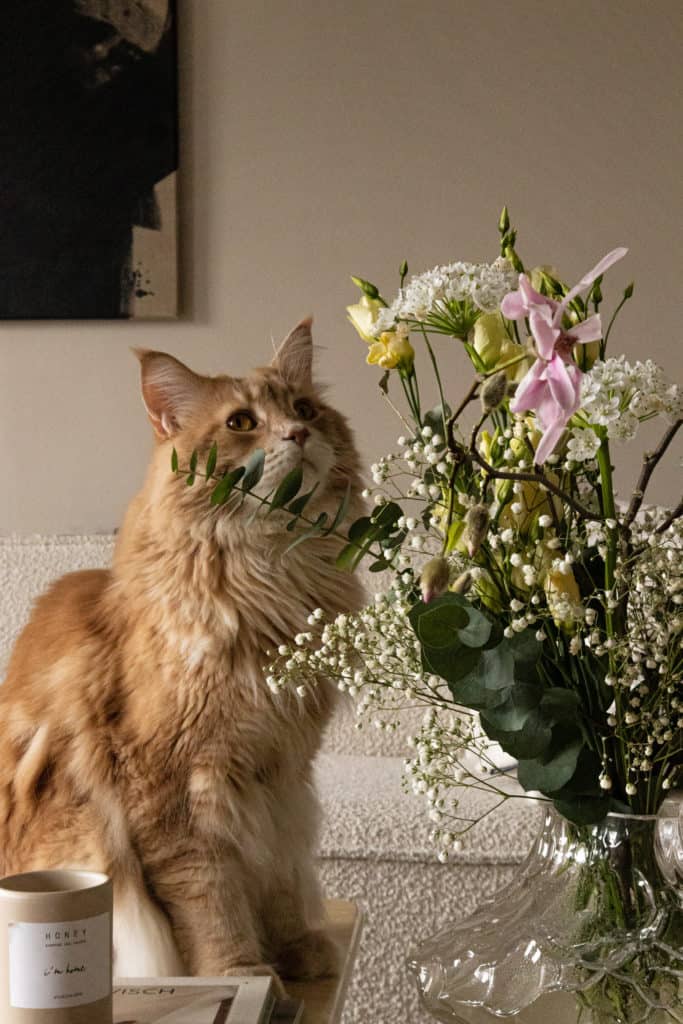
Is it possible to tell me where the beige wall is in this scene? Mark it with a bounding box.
[0,0,681,535]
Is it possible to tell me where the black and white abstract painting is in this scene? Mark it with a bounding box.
[0,0,179,319]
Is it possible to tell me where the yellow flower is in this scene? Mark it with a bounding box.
[544,566,582,629]
[346,295,384,342]
[366,330,415,371]
[497,433,562,535]
[473,313,508,368]
[473,312,532,382]
[473,572,503,614]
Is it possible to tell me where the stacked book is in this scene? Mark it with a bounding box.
[114,976,303,1023]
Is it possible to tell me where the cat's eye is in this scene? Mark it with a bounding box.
[294,399,317,421]
[226,410,257,432]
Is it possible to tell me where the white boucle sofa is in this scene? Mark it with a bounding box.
[0,535,541,1023]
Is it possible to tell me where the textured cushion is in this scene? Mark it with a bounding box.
[0,533,116,676]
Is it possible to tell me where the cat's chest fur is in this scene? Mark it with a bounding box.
[113,528,362,790]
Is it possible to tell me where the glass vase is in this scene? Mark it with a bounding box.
[408,794,683,1023]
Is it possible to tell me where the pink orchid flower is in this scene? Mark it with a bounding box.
[501,247,628,464]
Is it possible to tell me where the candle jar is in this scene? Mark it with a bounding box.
[0,870,112,1023]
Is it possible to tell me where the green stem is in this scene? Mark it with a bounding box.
[601,289,632,358]
[420,328,447,433]
[399,371,421,430]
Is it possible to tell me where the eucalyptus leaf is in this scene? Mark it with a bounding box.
[205,442,218,479]
[210,466,245,506]
[270,466,303,509]
[409,593,490,650]
[539,688,581,722]
[479,680,543,732]
[324,482,351,536]
[422,642,482,686]
[348,516,373,543]
[517,724,584,794]
[413,597,469,649]
[553,794,611,826]
[284,513,329,552]
[171,447,179,473]
[481,711,552,760]
[447,635,514,693]
[336,541,366,572]
[371,501,402,534]
[242,448,265,490]
[287,483,319,516]
[456,602,492,649]
[449,675,510,711]
[552,748,603,798]
[189,449,198,473]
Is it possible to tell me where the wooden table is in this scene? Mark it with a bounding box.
[287,900,363,1024]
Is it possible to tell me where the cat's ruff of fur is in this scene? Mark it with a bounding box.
[0,321,365,984]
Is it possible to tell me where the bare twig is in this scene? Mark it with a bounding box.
[654,497,683,536]
[446,378,480,450]
[467,448,606,523]
[624,419,682,527]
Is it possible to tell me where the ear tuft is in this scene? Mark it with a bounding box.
[272,318,314,387]
[137,350,203,440]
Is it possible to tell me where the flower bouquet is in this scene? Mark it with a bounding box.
[266,211,683,1022]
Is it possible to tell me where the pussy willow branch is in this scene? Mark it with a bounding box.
[446,378,480,449]
[447,376,624,525]
[654,496,683,536]
[466,447,606,523]
[624,418,682,527]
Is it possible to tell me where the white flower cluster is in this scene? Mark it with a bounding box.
[266,588,509,851]
[373,257,519,334]
[578,357,682,443]
[566,427,601,463]
[363,428,461,562]
[597,512,683,795]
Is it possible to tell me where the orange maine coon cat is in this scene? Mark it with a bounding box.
[0,320,364,987]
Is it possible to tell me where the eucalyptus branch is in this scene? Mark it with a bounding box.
[175,454,392,567]
[624,418,682,527]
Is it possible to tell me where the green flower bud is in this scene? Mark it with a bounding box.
[420,557,451,604]
[498,206,510,234]
[505,246,524,273]
[350,275,380,300]
[624,282,634,299]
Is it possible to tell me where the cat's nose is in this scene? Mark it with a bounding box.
[284,427,310,447]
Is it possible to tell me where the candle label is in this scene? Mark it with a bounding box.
[8,912,110,1008]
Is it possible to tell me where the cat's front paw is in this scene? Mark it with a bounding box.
[224,962,286,998]
[276,929,339,980]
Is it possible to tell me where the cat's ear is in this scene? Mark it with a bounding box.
[134,349,204,439]
[271,317,314,388]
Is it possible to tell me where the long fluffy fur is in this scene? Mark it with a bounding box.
[0,323,365,984]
